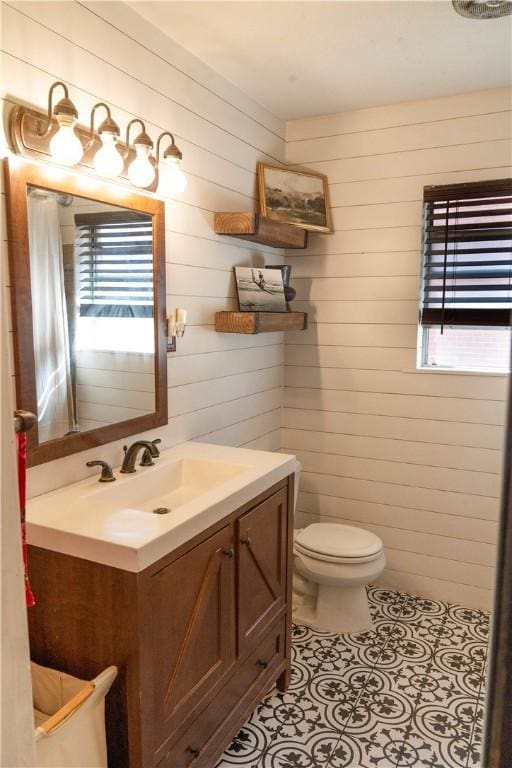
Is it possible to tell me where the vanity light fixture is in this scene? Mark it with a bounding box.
[156,131,187,195]
[125,119,155,189]
[39,81,84,167]
[10,85,178,194]
[88,103,124,178]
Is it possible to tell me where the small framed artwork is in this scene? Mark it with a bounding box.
[257,162,332,233]
[234,267,287,313]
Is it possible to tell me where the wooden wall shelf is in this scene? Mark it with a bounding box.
[215,311,307,335]
[214,212,308,249]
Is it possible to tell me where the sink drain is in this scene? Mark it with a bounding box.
[153,507,171,515]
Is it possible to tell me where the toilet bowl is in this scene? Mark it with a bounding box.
[293,523,385,634]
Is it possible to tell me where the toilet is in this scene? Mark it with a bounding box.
[293,523,386,634]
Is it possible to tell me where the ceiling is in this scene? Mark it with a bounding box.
[129,1,512,122]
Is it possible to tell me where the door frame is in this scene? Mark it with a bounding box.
[483,370,512,766]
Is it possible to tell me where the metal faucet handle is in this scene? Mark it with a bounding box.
[140,438,162,467]
[86,460,116,483]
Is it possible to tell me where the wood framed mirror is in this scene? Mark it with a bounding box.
[4,156,167,466]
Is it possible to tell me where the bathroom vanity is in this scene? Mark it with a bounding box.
[4,155,297,768]
[26,443,296,768]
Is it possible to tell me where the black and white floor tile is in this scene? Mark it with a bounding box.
[216,587,490,768]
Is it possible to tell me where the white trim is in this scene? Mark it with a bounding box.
[404,366,509,378]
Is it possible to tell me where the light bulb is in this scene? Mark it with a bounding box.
[128,144,155,188]
[160,158,187,196]
[49,115,83,166]
[93,132,124,178]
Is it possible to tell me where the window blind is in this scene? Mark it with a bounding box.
[75,210,153,318]
[420,179,512,328]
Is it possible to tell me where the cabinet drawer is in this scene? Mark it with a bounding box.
[157,619,286,768]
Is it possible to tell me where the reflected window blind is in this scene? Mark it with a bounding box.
[420,179,512,328]
[76,210,153,318]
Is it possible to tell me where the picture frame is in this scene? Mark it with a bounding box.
[234,267,288,313]
[257,162,333,233]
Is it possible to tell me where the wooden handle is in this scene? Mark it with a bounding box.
[38,682,95,735]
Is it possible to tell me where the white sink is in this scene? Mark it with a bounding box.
[83,457,250,515]
[27,442,297,572]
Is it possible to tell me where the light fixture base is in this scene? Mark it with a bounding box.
[163,144,183,162]
[53,96,79,120]
[97,116,120,137]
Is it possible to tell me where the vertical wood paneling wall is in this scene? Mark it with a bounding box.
[1,0,286,497]
[284,88,512,610]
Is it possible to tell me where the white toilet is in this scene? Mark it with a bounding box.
[293,523,386,634]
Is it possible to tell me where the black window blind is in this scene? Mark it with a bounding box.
[420,179,512,328]
[76,210,154,318]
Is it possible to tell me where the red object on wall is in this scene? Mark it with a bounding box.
[17,432,35,607]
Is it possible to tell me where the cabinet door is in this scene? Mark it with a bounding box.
[237,487,288,655]
[150,525,236,756]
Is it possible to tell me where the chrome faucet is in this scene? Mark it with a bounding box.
[120,440,160,474]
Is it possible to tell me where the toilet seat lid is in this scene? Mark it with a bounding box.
[295,523,383,560]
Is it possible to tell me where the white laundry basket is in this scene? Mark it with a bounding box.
[31,661,117,768]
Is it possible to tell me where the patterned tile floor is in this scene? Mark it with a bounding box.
[216,587,490,768]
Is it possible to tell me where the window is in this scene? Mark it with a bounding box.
[76,210,153,318]
[418,179,512,373]
[75,210,154,353]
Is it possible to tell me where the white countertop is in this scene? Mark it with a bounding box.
[26,442,297,572]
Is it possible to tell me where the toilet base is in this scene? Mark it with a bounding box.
[293,583,373,635]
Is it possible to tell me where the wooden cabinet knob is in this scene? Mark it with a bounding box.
[240,536,252,546]
[222,548,234,558]
[187,746,201,757]
[256,659,269,669]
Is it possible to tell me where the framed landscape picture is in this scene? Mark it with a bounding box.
[234,267,287,313]
[257,162,332,233]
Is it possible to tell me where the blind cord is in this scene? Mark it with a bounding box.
[440,198,450,335]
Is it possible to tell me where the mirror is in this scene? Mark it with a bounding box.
[27,188,155,442]
[5,157,167,466]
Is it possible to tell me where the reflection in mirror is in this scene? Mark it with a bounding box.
[27,186,155,443]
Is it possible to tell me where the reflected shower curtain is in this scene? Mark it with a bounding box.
[28,192,75,442]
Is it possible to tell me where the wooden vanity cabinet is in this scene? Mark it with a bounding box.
[27,475,294,768]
